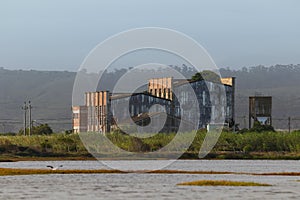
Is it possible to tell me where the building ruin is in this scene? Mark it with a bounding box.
[72,77,235,133]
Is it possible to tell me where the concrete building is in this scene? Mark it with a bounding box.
[148,77,173,100]
[72,77,235,133]
[85,91,110,133]
[72,106,87,133]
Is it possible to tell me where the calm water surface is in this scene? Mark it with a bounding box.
[0,160,299,199]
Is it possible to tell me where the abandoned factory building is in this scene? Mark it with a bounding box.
[72,77,235,133]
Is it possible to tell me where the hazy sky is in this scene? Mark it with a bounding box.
[0,0,299,71]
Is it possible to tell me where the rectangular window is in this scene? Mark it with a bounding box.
[73,113,79,119]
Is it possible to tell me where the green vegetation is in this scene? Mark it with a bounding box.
[191,70,221,83]
[0,168,125,176]
[18,124,53,135]
[177,180,271,187]
[0,134,88,159]
[247,121,275,133]
[1,130,300,160]
[212,131,300,152]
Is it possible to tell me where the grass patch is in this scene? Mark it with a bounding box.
[147,170,234,174]
[147,170,300,176]
[1,167,299,177]
[253,172,300,176]
[0,168,126,176]
[177,180,271,187]
[1,130,300,160]
[0,168,238,176]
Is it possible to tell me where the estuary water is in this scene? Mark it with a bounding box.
[0,160,299,199]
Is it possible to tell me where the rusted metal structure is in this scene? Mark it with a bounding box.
[221,77,235,127]
[249,96,272,128]
[72,76,235,133]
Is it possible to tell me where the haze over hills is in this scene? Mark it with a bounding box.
[220,64,300,129]
[0,68,75,132]
[1,64,300,133]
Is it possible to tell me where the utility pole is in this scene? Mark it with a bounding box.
[28,101,32,136]
[288,117,291,133]
[22,102,28,136]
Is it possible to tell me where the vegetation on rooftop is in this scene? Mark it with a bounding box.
[191,70,221,83]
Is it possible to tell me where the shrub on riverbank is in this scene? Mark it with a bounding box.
[213,131,300,152]
[0,134,87,156]
[0,130,300,158]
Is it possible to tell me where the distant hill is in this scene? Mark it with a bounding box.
[0,68,75,132]
[1,64,300,132]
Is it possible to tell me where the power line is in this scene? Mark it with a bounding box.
[35,118,72,121]
[0,122,22,124]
